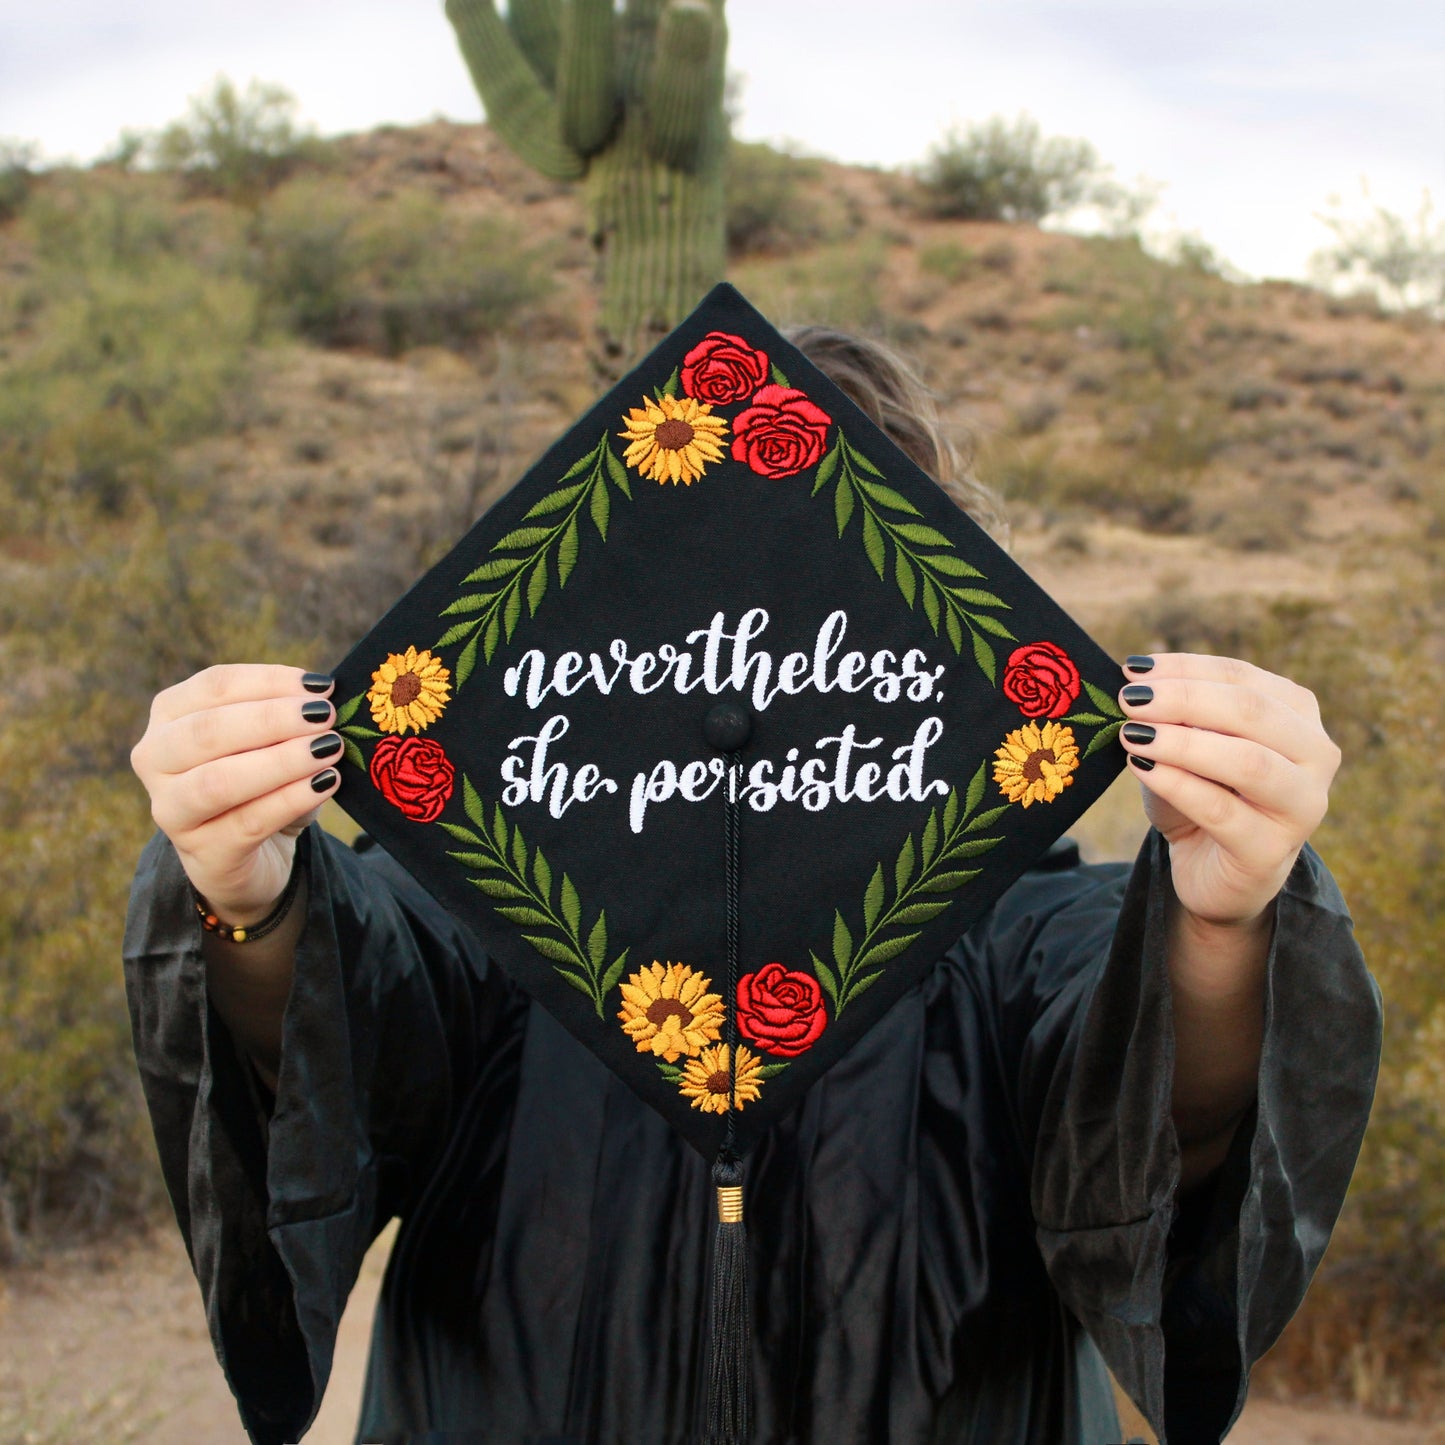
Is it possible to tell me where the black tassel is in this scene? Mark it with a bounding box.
[704,1153,750,1444]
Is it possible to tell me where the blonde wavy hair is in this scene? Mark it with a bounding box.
[784,325,1009,547]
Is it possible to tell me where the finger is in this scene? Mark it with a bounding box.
[150,695,336,777]
[1122,653,1320,722]
[149,665,334,728]
[1117,677,1323,767]
[152,733,345,837]
[188,769,342,868]
[1126,758,1296,871]
[1120,721,1321,824]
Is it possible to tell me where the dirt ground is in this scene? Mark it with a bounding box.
[1,1222,1437,1445]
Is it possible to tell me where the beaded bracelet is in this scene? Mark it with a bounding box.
[193,864,302,945]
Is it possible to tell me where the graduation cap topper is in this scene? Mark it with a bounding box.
[331,284,1126,1162]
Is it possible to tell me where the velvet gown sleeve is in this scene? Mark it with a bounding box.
[998,831,1382,1445]
[122,824,524,1445]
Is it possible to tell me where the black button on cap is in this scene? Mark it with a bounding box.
[703,701,752,752]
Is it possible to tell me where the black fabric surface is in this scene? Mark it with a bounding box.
[123,826,1380,1445]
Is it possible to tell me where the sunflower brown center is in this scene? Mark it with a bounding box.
[391,672,423,706]
[1022,748,1052,782]
[654,418,695,451]
[646,998,694,1029]
[705,1069,732,1095]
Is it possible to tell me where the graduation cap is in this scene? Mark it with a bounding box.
[329,283,1125,1439]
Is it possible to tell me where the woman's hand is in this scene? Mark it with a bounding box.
[131,665,342,923]
[1117,653,1341,929]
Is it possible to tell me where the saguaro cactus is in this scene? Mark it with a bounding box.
[446,0,728,361]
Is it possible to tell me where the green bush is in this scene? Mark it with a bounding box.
[725,140,823,257]
[1311,190,1445,315]
[0,139,36,222]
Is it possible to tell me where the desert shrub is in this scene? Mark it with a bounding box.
[0,139,36,222]
[917,115,1106,223]
[1310,190,1445,316]
[919,240,975,285]
[731,238,889,335]
[256,179,552,351]
[725,140,822,257]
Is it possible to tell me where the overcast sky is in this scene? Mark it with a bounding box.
[2,1,1441,280]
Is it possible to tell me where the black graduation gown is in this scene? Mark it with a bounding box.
[122,825,1381,1445]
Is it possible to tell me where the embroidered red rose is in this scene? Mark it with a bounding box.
[736,963,827,1057]
[731,386,833,479]
[1001,641,1082,719]
[680,331,769,406]
[369,735,455,823]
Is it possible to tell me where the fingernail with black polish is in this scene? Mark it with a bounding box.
[311,768,339,793]
[302,672,334,693]
[302,700,332,723]
[1129,754,1156,772]
[1124,655,1155,674]
[1121,684,1154,707]
[310,733,343,760]
[1121,722,1156,745]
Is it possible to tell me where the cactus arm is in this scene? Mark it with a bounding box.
[643,1,726,172]
[557,0,620,157]
[507,0,563,87]
[445,0,585,181]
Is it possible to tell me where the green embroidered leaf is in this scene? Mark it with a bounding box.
[340,723,382,740]
[858,478,921,514]
[834,473,855,536]
[335,693,364,727]
[662,365,681,397]
[599,948,629,1000]
[927,554,985,578]
[848,441,883,476]
[533,847,553,902]
[462,556,524,583]
[441,592,498,615]
[942,836,1003,861]
[1083,719,1124,759]
[921,809,939,868]
[457,632,480,685]
[472,876,529,900]
[656,1061,683,1082]
[945,606,964,653]
[604,444,632,499]
[496,906,553,926]
[491,801,508,854]
[953,588,1010,609]
[463,776,487,831]
[590,471,610,539]
[770,362,791,388]
[435,620,477,648]
[893,523,953,547]
[560,443,600,483]
[841,970,883,1007]
[889,900,951,926]
[553,966,598,1001]
[863,863,885,932]
[587,911,608,971]
[522,480,588,518]
[342,738,365,771]
[527,555,549,616]
[964,761,986,819]
[1061,711,1108,726]
[493,526,553,550]
[922,868,982,893]
[861,511,886,579]
[894,834,916,895]
[558,516,580,586]
[921,574,941,633]
[971,630,997,682]
[832,910,854,972]
[942,786,959,835]
[894,548,917,607]
[438,821,482,844]
[964,805,1011,833]
[967,612,1016,640]
[446,851,496,869]
[503,583,523,640]
[511,821,527,875]
[1084,680,1125,718]
[525,933,583,966]
[853,931,921,974]
[481,613,501,664]
[811,951,841,1013]
[812,438,841,495]
[560,874,582,935]
[757,1063,790,1079]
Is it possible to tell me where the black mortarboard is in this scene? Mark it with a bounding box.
[329,283,1125,1437]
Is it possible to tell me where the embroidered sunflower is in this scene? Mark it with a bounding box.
[618,961,725,1062]
[619,394,728,485]
[993,720,1081,807]
[679,1043,764,1114]
[368,646,450,734]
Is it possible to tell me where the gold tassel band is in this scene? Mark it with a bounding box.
[716,1184,744,1224]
